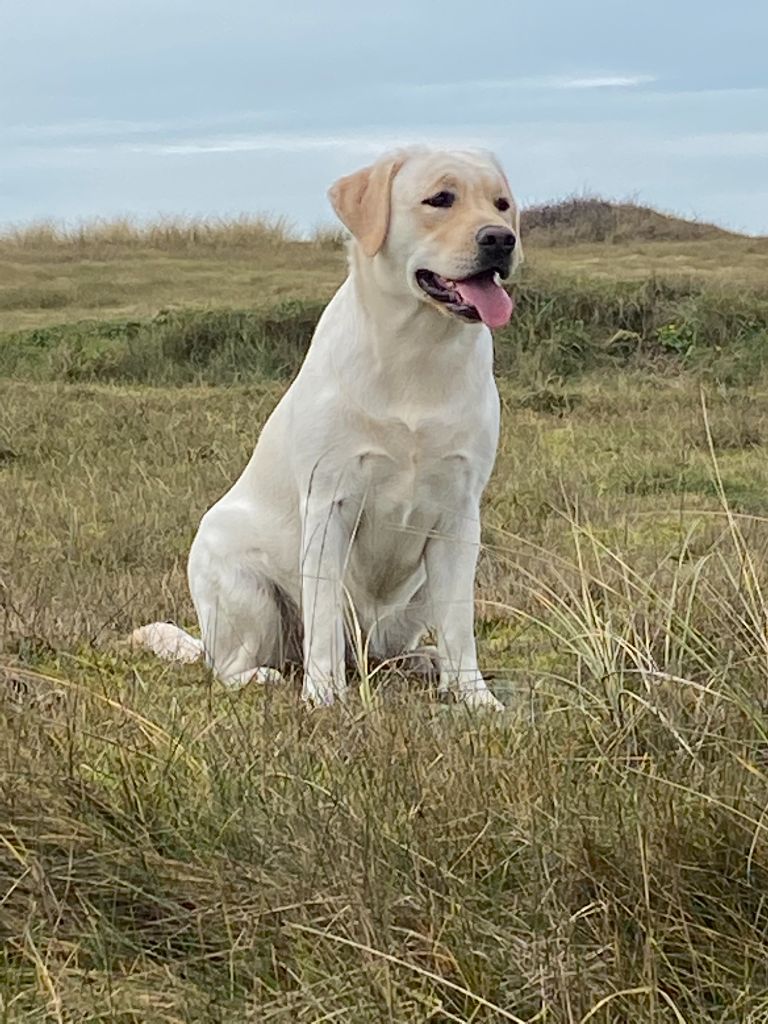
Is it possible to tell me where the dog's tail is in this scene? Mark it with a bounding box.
[130,621,204,664]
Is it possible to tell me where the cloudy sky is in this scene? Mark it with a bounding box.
[2,0,767,234]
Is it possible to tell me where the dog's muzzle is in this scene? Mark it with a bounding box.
[475,224,516,278]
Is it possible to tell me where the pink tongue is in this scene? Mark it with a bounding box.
[454,276,514,329]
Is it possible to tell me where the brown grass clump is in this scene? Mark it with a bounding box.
[0,214,299,258]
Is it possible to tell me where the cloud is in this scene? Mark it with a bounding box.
[3,110,272,143]
[125,130,492,157]
[0,129,497,170]
[8,118,170,139]
[132,135,383,156]
[406,73,656,94]
[554,75,656,89]
[3,71,662,151]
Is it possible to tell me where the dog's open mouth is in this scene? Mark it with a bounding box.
[415,268,514,329]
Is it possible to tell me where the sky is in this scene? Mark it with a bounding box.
[2,0,767,235]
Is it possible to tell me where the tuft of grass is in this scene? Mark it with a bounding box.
[307,223,349,249]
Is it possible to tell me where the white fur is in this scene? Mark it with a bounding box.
[133,148,522,710]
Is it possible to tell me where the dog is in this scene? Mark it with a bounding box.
[132,147,522,709]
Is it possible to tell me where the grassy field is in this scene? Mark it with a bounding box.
[2,207,767,332]
[3,208,768,1022]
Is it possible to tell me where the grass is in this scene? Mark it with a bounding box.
[2,273,768,388]
[3,207,768,1021]
[2,210,767,334]
[522,194,735,244]
[0,216,344,333]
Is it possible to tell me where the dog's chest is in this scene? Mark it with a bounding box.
[355,418,477,520]
[342,420,481,600]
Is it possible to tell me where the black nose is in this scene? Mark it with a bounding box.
[476,224,516,254]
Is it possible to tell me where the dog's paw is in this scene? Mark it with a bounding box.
[255,667,285,686]
[301,675,345,708]
[220,667,285,691]
[130,622,203,664]
[461,686,505,713]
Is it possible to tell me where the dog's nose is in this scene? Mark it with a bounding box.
[476,224,517,254]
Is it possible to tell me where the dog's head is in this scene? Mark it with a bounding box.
[328,147,522,330]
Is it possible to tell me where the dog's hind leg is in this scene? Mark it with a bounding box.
[188,532,298,690]
[131,564,292,690]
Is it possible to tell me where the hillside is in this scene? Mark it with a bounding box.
[521,196,740,245]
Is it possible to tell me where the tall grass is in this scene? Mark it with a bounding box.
[0,214,301,258]
[4,379,768,1018]
[3,200,768,1020]
[2,195,754,259]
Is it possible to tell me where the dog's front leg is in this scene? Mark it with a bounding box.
[300,500,350,706]
[425,506,504,712]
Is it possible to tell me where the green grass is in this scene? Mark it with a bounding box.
[4,216,768,1021]
[2,273,768,388]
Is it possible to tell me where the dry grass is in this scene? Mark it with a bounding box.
[0,217,346,332]
[3,203,768,1019]
[4,375,768,1020]
[0,214,301,256]
[1,206,766,333]
[533,236,768,292]
[520,195,736,245]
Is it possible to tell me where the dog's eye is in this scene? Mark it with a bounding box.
[495,197,511,212]
[422,191,455,209]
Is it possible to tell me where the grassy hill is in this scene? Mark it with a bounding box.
[3,203,768,1022]
[521,195,739,244]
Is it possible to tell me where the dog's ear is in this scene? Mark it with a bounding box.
[328,155,404,257]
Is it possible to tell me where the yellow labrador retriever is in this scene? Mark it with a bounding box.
[133,147,522,709]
